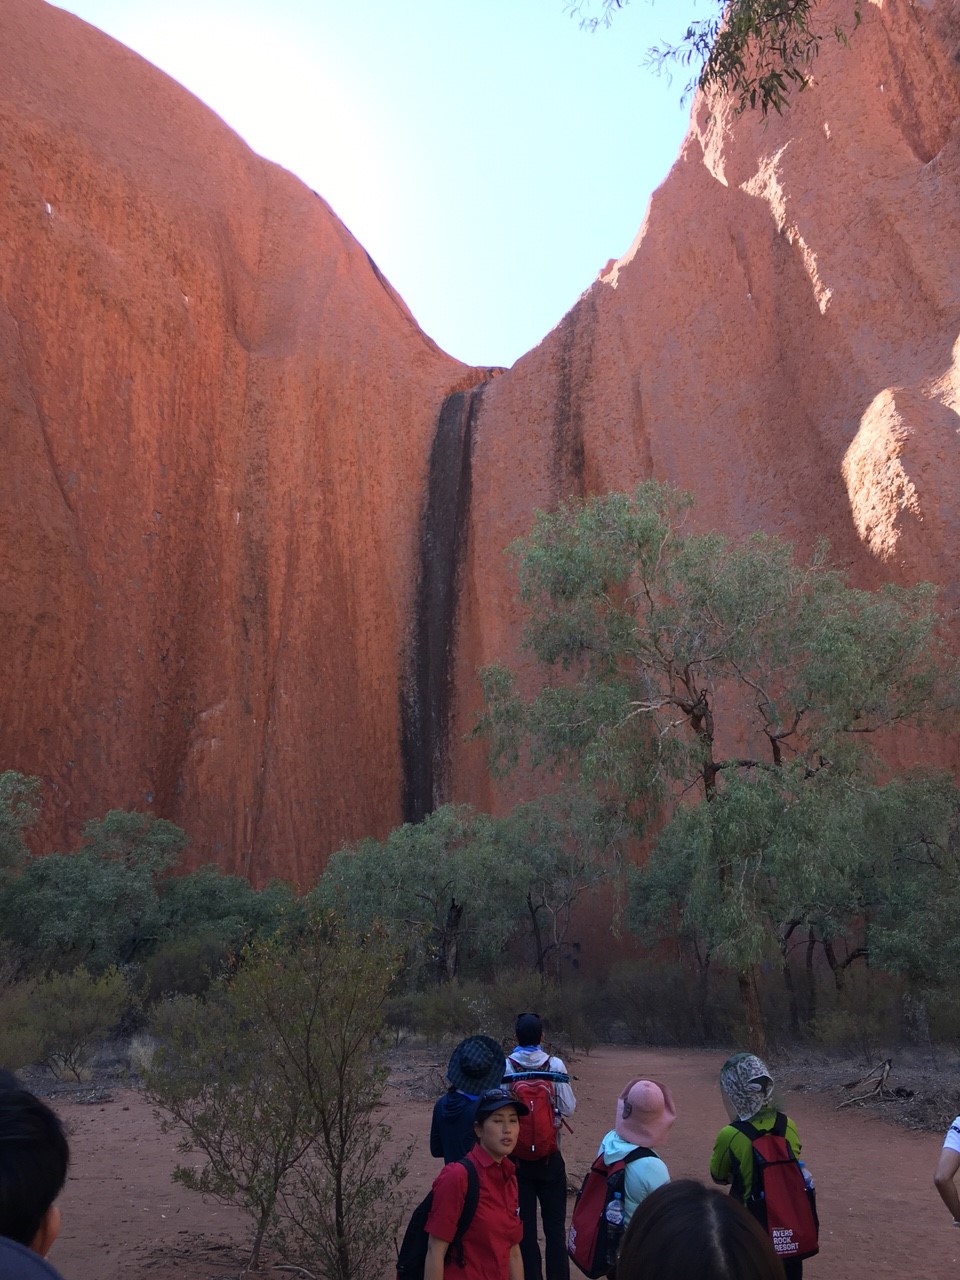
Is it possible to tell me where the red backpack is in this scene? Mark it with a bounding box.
[508,1057,559,1160]
[567,1145,653,1278]
[732,1113,819,1262]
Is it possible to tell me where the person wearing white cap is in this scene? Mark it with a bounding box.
[596,1078,675,1228]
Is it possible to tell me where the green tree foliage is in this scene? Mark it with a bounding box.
[0,844,168,973]
[318,799,622,988]
[0,772,42,876]
[0,807,295,985]
[159,867,296,945]
[0,810,189,972]
[570,0,862,114]
[317,805,518,984]
[78,809,188,871]
[30,966,134,1080]
[497,793,625,985]
[145,914,406,1278]
[144,868,299,997]
[480,482,954,1047]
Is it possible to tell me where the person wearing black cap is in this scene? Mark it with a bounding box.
[431,1035,507,1163]
[425,1087,528,1280]
[503,1013,575,1280]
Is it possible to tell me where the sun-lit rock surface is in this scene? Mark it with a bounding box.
[447,0,960,811]
[1,0,957,876]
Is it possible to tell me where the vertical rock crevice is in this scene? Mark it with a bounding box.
[401,383,487,824]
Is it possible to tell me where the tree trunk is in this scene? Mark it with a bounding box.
[822,938,868,994]
[436,898,463,984]
[779,920,801,1037]
[737,965,768,1055]
[527,891,546,978]
[693,942,712,1042]
[805,927,817,1026]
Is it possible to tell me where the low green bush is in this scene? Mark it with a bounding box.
[31,966,137,1080]
[813,971,905,1063]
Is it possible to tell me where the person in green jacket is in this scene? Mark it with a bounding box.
[709,1053,805,1280]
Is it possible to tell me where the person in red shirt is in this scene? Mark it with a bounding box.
[425,1087,527,1280]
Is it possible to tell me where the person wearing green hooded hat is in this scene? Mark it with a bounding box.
[709,1053,809,1280]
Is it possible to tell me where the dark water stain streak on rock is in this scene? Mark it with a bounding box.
[401,383,487,824]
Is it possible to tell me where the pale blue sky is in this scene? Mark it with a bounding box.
[54,0,693,368]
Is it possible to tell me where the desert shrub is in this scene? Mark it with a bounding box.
[400,981,496,1042]
[480,973,552,1041]
[138,932,234,1004]
[543,977,607,1054]
[0,974,43,1070]
[29,966,136,1080]
[145,913,407,1279]
[813,971,905,1063]
[926,988,960,1050]
[603,959,743,1046]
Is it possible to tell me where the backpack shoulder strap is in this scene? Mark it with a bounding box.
[771,1112,788,1139]
[623,1146,656,1165]
[451,1156,480,1255]
[731,1118,761,1142]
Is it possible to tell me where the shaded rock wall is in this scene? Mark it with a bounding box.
[1,0,958,876]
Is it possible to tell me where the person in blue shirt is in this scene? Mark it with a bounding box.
[0,1071,70,1280]
[596,1078,674,1229]
[430,1036,506,1163]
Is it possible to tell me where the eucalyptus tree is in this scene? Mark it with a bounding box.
[0,771,41,877]
[316,804,524,985]
[479,481,953,1048]
[570,0,862,114]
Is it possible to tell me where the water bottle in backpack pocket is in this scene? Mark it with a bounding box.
[567,1146,654,1278]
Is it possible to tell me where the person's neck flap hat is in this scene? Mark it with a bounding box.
[447,1035,506,1095]
[719,1052,774,1121]
[614,1078,676,1147]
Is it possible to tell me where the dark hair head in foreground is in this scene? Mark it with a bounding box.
[0,1070,70,1250]
[617,1179,783,1280]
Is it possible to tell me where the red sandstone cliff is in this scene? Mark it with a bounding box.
[448,0,960,810]
[1,0,957,877]
[0,0,486,881]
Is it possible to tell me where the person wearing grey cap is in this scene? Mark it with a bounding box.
[431,1035,507,1163]
[503,1013,575,1280]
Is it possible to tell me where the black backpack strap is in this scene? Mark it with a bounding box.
[622,1146,656,1165]
[731,1118,761,1142]
[771,1111,787,1139]
[450,1156,480,1267]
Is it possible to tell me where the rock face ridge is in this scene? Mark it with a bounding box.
[1,0,957,877]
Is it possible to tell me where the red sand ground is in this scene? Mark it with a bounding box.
[51,1046,956,1280]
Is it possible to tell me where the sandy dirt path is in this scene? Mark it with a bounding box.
[50,1045,957,1280]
